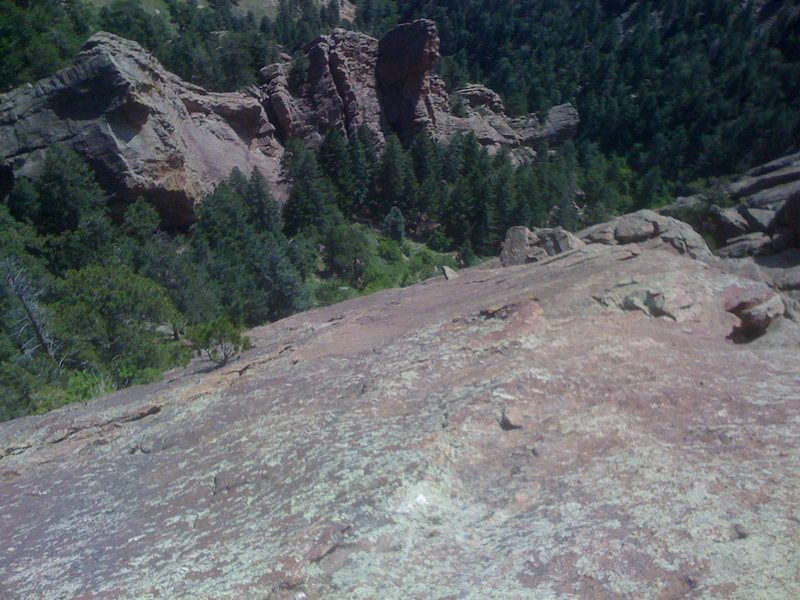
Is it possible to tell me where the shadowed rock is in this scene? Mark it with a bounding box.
[1,243,798,599]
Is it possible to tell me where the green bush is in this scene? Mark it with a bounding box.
[187,317,252,367]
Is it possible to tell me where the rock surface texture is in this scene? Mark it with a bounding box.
[713,151,800,256]
[0,33,283,229]
[1,242,799,599]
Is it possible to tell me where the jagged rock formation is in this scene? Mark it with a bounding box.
[259,28,384,147]
[0,22,578,228]
[0,33,283,229]
[1,233,798,599]
[259,19,579,155]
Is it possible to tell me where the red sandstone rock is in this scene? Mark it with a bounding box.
[0,33,284,229]
[1,243,798,598]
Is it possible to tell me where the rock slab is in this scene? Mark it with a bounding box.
[1,243,798,599]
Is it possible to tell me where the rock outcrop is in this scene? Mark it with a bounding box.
[258,19,579,157]
[712,151,800,256]
[1,22,579,227]
[577,209,714,261]
[0,33,283,229]
[2,242,798,598]
[500,225,584,266]
[653,152,800,313]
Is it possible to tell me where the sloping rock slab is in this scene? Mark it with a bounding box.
[1,245,799,599]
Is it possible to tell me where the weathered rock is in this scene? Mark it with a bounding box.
[258,20,579,156]
[375,19,443,145]
[578,209,713,261]
[724,284,785,340]
[744,149,800,177]
[717,232,773,258]
[2,243,798,598]
[771,228,796,253]
[779,190,800,237]
[730,163,800,198]
[441,265,459,280]
[743,179,800,212]
[740,205,777,231]
[712,205,751,240]
[499,225,584,267]
[0,33,283,229]
[452,84,505,114]
[1,23,578,226]
[772,265,800,291]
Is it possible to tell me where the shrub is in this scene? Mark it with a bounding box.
[188,317,251,367]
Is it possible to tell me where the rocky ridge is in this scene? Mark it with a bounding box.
[259,19,578,154]
[1,213,798,598]
[0,21,578,228]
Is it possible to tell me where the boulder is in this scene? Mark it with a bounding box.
[578,210,713,261]
[500,226,585,267]
[712,205,751,241]
[740,206,777,232]
[441,265,459,280]
[0,33,284,229]
[772,265,800,291]
[724,285,785,340]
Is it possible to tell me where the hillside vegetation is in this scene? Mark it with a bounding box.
[1,0,798,418]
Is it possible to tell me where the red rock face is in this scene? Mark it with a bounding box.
[260,19,579,157]
[0,33,284,230]
[1,243,798,598]
[376,19,442,144]
[0,22,579,227]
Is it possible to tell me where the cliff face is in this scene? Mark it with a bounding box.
[0,33,284,229]
[265,19,579,154]
[0,228,797,599]
[0,22,578,229]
